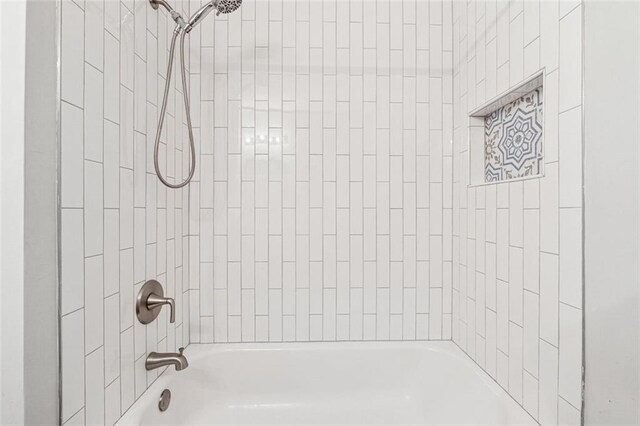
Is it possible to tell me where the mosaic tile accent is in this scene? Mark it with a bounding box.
[484,87,543,182]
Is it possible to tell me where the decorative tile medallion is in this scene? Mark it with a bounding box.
[484,87,543,183]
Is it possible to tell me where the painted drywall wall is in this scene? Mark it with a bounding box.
[0,1,26,424]
[24,0,60,423]
[584,1,640,424]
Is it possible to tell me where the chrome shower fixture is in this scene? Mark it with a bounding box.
[186,0,243,32]
[149,0,242,189]
[150,0,242,32]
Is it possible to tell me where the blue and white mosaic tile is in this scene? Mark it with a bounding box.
[484,87,543,183]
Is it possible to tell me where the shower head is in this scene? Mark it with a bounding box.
[215,0,242,14]
[185,0,242,32]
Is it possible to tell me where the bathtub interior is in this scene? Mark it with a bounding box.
[117,342,536,425]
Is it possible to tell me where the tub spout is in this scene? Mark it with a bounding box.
[146,347,189,371]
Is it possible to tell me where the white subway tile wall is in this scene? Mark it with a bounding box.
[188,0,454,344]
[451,0,583,424]
[59,0,585,424]
[60,0,192,423]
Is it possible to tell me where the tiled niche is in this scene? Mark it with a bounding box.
[484,87,543,182]
[468,73,545,186]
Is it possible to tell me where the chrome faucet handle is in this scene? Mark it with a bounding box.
[136,280,176,324]
[178,347,185,355]
[147,293,176,323]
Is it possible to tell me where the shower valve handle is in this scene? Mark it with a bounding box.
[136,280,176,324]
[146,293,176,323]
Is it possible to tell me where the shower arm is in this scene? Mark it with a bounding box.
[149,0,188,31]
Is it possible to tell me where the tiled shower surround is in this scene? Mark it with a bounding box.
[60,0,192,423]
[59,0,583,425]
[452,0,583,424]
[187,0,454,343]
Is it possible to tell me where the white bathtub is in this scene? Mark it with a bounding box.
[117,341,536,425]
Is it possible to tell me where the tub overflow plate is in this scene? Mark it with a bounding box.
[159,389,171,412]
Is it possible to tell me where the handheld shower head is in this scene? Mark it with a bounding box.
[215,0,242,14]
[149,0,242,188]
[186,0,242,32]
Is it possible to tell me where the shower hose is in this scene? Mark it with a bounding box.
[154,25,196,189]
